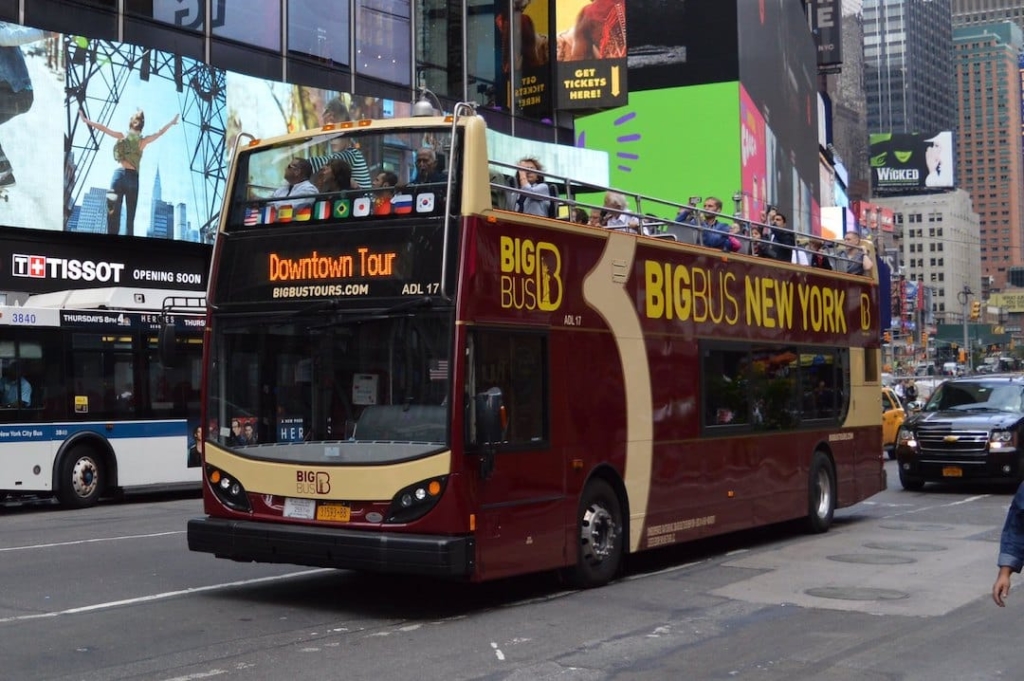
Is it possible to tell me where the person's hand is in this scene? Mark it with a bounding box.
[171,114,180,125]
[994,567,1013,606]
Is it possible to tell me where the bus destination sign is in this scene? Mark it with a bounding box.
[216,224,446,306]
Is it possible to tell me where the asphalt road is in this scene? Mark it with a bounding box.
[2,458,1022,681]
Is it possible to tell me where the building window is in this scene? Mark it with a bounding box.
[357,0,412,86]
[211,0,281,51]
[288,0,351,65]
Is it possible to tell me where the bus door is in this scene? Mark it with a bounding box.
[467,330,565,578]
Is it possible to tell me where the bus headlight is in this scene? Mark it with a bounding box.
[206,465,251,513]
[386,476,447,524]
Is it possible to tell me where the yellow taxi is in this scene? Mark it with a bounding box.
[882,386,906,459]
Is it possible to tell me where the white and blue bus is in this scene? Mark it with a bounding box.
[0,287,205,507]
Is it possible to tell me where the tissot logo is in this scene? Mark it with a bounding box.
[11,254,126,283]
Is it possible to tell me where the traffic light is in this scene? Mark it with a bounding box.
[921,329,929,345]
[970,301,981,321]
[883,331,891,343]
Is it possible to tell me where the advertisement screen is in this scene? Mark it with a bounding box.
[574,82,741,221]
[0,19,409,250]
[554,0,628,109]
[869,131,955,194]
[737,0,820,235]
[624,0,738,92]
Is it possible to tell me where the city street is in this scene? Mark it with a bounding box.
[1,458,1021,681]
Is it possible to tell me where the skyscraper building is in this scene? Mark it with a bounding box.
[954,21,1024,291]
[863,0,956,133]
[953,0,1024,28]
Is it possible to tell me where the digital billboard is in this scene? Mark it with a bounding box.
[574,82,741,222]
[738,0,820,236]
[623,0,738,92]
[554,0,628,109]
[0,18,411,248]
[870,131,955,194]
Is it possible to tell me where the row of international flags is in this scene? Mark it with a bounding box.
[244,192,437,226]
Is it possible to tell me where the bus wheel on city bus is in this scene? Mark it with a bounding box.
[571,479,623,589]
[56,447,104,508]
[806,451,836,534]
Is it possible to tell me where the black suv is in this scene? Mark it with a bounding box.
[895,375,1024,490]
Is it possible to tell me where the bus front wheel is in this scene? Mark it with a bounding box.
[56,447,104,509]
[806,451,836,534]
[570,479,623,589]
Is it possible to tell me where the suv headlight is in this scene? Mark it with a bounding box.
[897,427,915,445]
[991,430,1017,450]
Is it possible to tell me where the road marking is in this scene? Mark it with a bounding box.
[0,531,185,552]
[491,642,505,661]
[0,569,331,623]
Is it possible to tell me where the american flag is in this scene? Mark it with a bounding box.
[429,359,448,381]
[244,206,260,226]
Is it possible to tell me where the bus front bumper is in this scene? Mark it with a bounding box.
[188,517,475,578]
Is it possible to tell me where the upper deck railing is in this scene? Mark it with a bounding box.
[489,158,876,279]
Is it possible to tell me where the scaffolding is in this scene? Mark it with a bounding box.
[64,37,226,243]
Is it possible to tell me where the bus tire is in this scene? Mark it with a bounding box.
[806,451,835,534]
[56,447,104,509]
[570,479,623,589]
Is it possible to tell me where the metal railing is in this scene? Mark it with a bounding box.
[489,159,870,275]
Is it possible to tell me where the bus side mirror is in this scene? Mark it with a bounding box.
[474,387,506,480]
[159,322,179,368]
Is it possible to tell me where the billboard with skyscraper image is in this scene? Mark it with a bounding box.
[67,36,225,243]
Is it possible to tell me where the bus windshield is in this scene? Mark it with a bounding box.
[226,125,457,231]
[205,306,452,464]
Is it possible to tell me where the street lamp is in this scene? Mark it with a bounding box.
[957,285,973,373]
[412,87,444,117]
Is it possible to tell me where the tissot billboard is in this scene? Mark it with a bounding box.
[0,227,210,293]
[870,131,955,194]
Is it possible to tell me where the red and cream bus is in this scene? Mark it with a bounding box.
[186,106,885,587]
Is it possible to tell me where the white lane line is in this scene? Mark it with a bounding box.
[949,495,989,506]
[491,641,505,661]
[0,569,331,623]
[0,531,186,552]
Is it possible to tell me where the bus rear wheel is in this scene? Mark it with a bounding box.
[806,451,835,534]
[56,447,104,509]
[570,479,623,589]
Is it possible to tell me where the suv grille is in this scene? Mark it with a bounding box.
[915,422,989,455]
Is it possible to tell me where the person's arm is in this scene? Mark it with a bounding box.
[995,483,1024,605]
[861,249,875,272]
[0,24,46,47]
[79,110,122,139]
[21,379,31,406]
[141,114,180,147]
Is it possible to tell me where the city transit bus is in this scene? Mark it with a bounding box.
[186,106,885,587]
[0,287,205,507]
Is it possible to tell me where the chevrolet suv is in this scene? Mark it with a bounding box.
[895,375,1024,490]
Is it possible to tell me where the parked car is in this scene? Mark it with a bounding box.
[882,386,906,459]
[894,375,1024,490]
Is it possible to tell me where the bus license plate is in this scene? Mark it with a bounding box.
[942,466,963,478]
[283,497,315,519]
[317,503,351,522]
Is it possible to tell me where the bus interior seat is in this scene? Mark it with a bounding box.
[353,404,446,442]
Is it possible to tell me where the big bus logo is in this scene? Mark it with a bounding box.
[296,470,331,495]
[499,236,563,312]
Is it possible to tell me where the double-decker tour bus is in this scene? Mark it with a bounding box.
[186,105,885,586]
[0,287,205,507]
